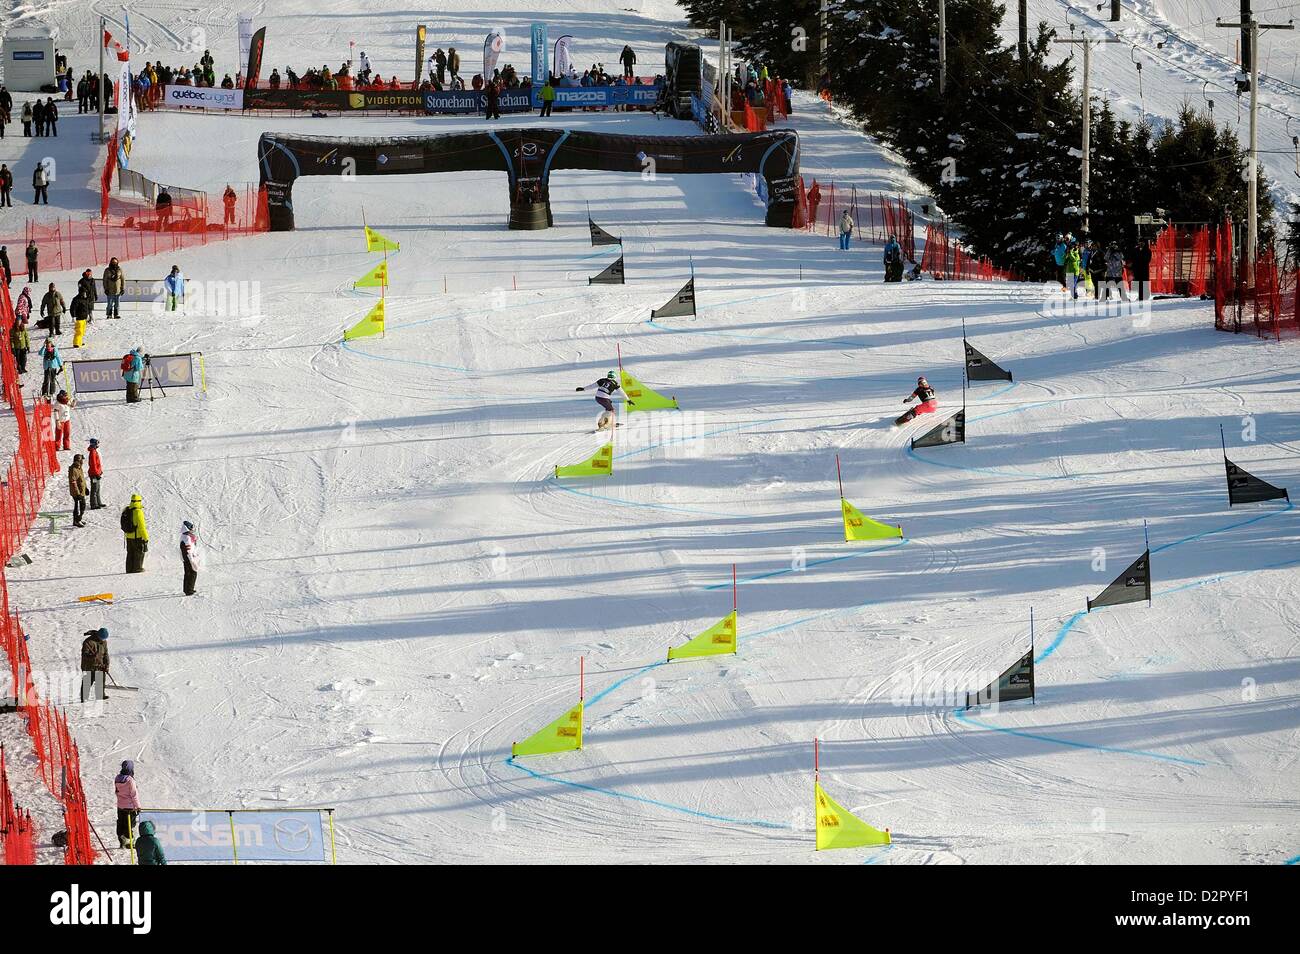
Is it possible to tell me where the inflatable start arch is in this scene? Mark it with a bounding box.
[257,127,801,231]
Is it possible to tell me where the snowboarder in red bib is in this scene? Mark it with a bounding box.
[895,375,938,426]
[576,371,623,431]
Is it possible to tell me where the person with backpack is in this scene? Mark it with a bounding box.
[135,820,166,865]
[113,758,139,848]
[40,282,65,334]
[1104,243,1127,301]
[52,389,73,449]
[883,235,903,282]
[87,438,104,509]
[839,210,854,251]
[15,284,30,323]
[180,520,201,596]
[32,160,50,204]
[123,493,149,572]
[163,265,183,311]
[25,241,38,282]
[9,315,28,375]
[40,338,61,398]
[122,347,144,403]
[102,258,125,318]
[80,627,109,702]
[68,453,88,527]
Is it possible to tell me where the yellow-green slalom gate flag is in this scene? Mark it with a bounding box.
[354,260,389,288]
[344,299,385,341]
[364,225,400,252]
[815,781,891,850]
[841,499,902,542]
[667,610,737,660]
[512,702,584,757]
[620,369,679,412]
[555,443,613,478]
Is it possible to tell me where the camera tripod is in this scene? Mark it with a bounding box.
[143,356,167,402]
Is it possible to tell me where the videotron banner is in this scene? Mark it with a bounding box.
[243,89,425,111]
[70,354,199,394]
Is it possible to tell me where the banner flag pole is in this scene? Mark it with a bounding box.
[814,737,819,782]
[732,564,737,611]
[580,655,584,702]
[1219,422,1227,460]
[1143,519,1152,607]
[835,453,844,500]
[1030,607,1036,704]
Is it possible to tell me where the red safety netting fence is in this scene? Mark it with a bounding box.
[920,221,1020,282]
[1212,215,1300,341]
[1,744,36,865]
[8,185,269,279]
[0,279,97,864]
[1147,224,1214,297]
[792,177,916,258]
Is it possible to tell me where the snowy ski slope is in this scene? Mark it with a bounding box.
[0,1,1296,864]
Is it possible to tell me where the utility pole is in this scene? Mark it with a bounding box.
[819,0,829,80]
[1019,0,1030,73]
[1240,0,1252,73]
[939,0,947,94]
[1053,32,1119,236]
[1217,15,1295,274]
[98,15,106,142]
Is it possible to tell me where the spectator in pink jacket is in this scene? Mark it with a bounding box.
[114,759,140,848]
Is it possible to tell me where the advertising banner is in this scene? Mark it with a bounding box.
[422,89,531,115]
[244,88,425,111]
[136,810,333,864]
[554,35,573,80]
[245,26,266,89]
[533,84,662,109]
[237,16,253,79]
[163,85,244,109]
[416,25,427,85]
[483,28,505,79]
[70,353,197,394]
[530,23,548,86]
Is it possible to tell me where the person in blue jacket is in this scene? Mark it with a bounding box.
[40,336,61,398]
[123,346,144,403]
[163,265,184,312]
[1051,234,1069,290]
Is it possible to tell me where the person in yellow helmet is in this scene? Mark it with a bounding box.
[121,493,149,573]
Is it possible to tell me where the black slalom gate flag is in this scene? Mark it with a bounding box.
[964,340,1012,382]
[589,218,622,247]
[966,649,1035,707]
[588,254,625,285]
[1086,549,1151,612]
[911,409,964,448]
[1225,459,1289,506]
[651,278,696,319]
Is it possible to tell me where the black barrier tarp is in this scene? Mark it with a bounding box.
[651,279,696,319]
[964,340,1012,382]
[1087,549,1151,612]
[258,129,800,232]
[588,255,625,285]
[1225,459,1289,505]
[966,649,1035,707]
[589,218,621,247]
[911,409,964,448]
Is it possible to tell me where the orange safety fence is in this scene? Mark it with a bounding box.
[0,277,97,864]
[791,176,917,259]
[920,220,1020,282]
[1213,215,1299,341]
[9,186,269,279]
[1,744,36,865]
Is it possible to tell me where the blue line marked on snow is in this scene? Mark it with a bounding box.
[862,844,894,864]
[962,500,1297,764]
[951,707,1208,766]
[1283,854,1300,865]
[703,538,909,588]
[340,338,471,373]
[905,443,1072,481]
[505,755,786,829]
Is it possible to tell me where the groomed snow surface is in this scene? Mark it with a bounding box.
[0,1,1296,864]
